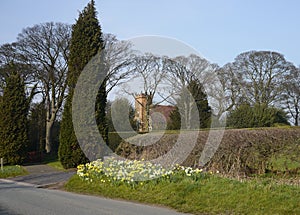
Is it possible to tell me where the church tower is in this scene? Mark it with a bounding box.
[135,94,148,133]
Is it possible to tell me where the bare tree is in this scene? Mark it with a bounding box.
[0,43,37,101]
[163,54,216,102]
[160,54,217,129]
[212,63,242,119]
[129,54,168,104]
[119,53,168,132]
[17,22,71,153]
[282,66,300,126]
[121,53,169,104]
[232,51,295,107]
[103,34,135,94]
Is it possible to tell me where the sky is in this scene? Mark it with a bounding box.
[0,0,299,67]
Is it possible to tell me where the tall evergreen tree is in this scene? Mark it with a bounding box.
[168,80,211,130]
[188,79,211,128]
[95,81,108,149]
[0,68,29,164]
[59,0,105,168]
[167,106,181,130]
[28,102,46,152]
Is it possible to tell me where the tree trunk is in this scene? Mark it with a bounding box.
[45,97,57,153]
[45,120,54,153]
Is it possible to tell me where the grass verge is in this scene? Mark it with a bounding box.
[0,165,28,178]
[46,160,65,171]
[65,173,300,215]
[41,153,66,171]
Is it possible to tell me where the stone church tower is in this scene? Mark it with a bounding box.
[134,94,149,133]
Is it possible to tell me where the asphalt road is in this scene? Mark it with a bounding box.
[11,171,75,187]
[0,180,189,215]
[11,164,75,187]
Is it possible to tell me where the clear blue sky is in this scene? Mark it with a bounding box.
[0,0,299,66]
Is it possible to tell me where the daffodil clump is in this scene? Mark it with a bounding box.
[77,157,205,184]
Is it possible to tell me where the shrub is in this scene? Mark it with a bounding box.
[116,127,300,177]
[227,103,289,128]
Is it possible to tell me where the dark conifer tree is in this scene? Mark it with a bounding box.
[168,80,211,130]
[0,68,29,164]
[167,106,181,130]
[28,102,46,152]
[59,0,106,168]
[188,80,211,128]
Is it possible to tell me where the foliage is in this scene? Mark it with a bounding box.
[28,102,46,152]
[227,103,289,128]
[50,121,61,154]
[188,80,211,128]
[0,71,29,164]
[167,106,181,130]
[95,81,108,146]
[59,94,89,169]
[67,0,103,88]
[59,0,104,168]
[0,165,28,178]
[66,168,300,214]
[168,79,211,130]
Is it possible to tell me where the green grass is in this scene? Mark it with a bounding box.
[270,156,300,172]
[265,142,300,177]
[46,160,66,171]
[40,153,66,171]
[65,173,300,214]
[0,165,28,178]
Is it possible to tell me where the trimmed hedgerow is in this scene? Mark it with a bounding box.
[116,127,300,177]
